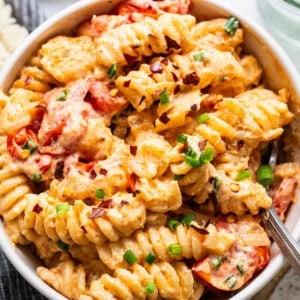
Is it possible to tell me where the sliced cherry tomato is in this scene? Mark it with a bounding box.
[255,246,270,271]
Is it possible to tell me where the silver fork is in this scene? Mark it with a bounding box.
[261,141,300,272]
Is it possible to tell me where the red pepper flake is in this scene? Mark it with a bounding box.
[127,173,137,192]
[197,228,209,235]
[119,200,129,208]
[150,63,163,74]
[123,80,131,88]
[99,168,108,176]
[89,170,97,179]
[81,226,87,233]
[130,145,138,156]
[89,207,106,219]
[183,72,200,85]
[161,58,169,65]
[166,36,181,50]
[198,140,208,151]
[99,199,114,209]
[171,72,179,82]
[54,161,65,180]
[32,204,43,214]
[159,112,170,124]
[190,104,198,111]
[237,140,244,150]
[138,95,146,106]
[174,85,180,95]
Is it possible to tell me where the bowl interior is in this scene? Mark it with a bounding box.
[1,0,300,299]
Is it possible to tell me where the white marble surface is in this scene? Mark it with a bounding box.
[38,1,300,299]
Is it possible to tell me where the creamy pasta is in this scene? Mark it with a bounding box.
[0,0,298,299]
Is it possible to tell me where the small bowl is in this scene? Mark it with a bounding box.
[1,0,300,299]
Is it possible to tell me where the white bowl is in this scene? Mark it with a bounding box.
[1,1,300,299]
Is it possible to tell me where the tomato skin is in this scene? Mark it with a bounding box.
[255,246,270,271]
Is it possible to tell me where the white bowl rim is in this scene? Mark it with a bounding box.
[0,0,300,299]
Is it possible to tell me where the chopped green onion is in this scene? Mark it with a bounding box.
[181,213,195,225]
[213,176,222,193]
[224,17,239,35]
[31,173,42,182]
[107,63,117,79]
[236,169,251,181]
[199,148,214,165]
[257,165,274,187]
[193,52,205,62]
[236,262,247,275]
[196,113,210,124]
[224,274,237,289]
[145,282,156,294]
[56,240,69,251]
[159,89,170,104]
[123,249,137,265]
[177,133,188,144]
[55,202,70,216]
[211,256,222,269]
[145,252,156,265]
[167,219,180,231]
[173,174,184,181]
[184,146,197,158]
[21,138,38,154]
[168,243,182,255]
[56,89,69,101]
[185,155,201,168]
[95,189,105,199]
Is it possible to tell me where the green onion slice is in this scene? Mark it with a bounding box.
[145,252,156,265]
[257,165,274,187]
[159,89,170,104]
[213,176,222,193]
[31,173,42,182]
[196,113,210,124]
[224,17,240,35]
[21,138,38,154]
[224,274,238,289]
[168,243,182,255]
[211,256,222,269]
[236,169,251,181]
[181,213,195,225]
[56,89,69,101]
[173,174,184,181]
[236,262,247,275]
[167,219,180,231]
[56,240,69,251]
[95,189,105,199]
[199,148,214,165]
[55,202,70,216]
[123,249,137,265]
[107,63,117,79]
[193,52,205,62]
[177,133,188,144]
[185,155,201,168]
[145,282,156,294]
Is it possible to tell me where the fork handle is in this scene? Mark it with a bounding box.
[262,206,300,272]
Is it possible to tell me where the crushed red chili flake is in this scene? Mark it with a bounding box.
[99,199,114,209]
[197,228,209,235]
[127,173,137,192]
[81,226,87,233]
[119,200,130,208]
[54,161,65,180]
[89,170,97,179]
[32,204,43,214]
[159,112,170,124]
[198,140,208,151]
[174,85,180,95]
[190,104,198,111]
[89,207,106,219]
[99,168,108,176]
[183,72,200,85]
[139,95,146,105]
[166,36,181,50]
[130,145,138,156]
[237,140,244,150]
[171,72,179,82]
[150,63,163,74]
[161,58,169,65]
[123,80,131,88]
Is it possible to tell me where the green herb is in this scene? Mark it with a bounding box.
[56,240,69,251]
[185,156,201,168]
[177,133,188,144]
[181,213,195,225]
[211,256,222,269]
[145,282,156,294]
[168,243,182,255]
[199,148,214,164]
[123,249,137,265]
[21,138,38,154]
[173,174,184,181]
[257,165,274,187]
[213,176,222,193]
[56,89,69,101]
[31,173,42,182]
[193,52,205,62]
[107,63,117,79]
[236,169,251,181]
[236,262,247,275]
[95,189,105,199]
[55,202,70,216]
[167,219,180,231]
[196,113,210,124]
[224,17,239,35]
[224,274,237,289]
[184,146,197,158]
[145,252,156,265]
[159,89,170,104]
